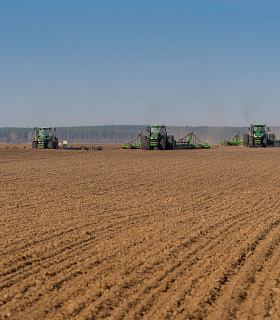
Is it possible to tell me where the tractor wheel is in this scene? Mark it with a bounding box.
[167,135,175,150]
[262,136,268,147]
[44,139,49,148]
[54,138,59,149]
[141,136,150,150]
[32,141,38,149]
[249,135,254,148]
[159,138,166,150]
[243,134,249,147]
[269,134,275,146]
[47,140,54,149]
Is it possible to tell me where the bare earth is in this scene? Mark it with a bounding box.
[1,144,280,320]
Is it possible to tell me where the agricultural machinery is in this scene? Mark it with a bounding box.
[122,125,175,150]
[32,127,58,149]
[243,124,275,147]
[142,125,175,150]
[221,134,243,146]
[176,131,210,149]
[121,132,143,149]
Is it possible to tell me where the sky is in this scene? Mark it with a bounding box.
[1,0,280,127]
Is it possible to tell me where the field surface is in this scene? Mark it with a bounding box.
[1,144,280,320]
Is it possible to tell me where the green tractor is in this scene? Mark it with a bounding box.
[243,124,275,148]
[141,125,175,150]
[32,127,59,149]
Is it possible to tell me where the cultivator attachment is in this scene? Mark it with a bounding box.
[221,133,243,146]
[122,133,143,149]
[61,145,102,150]
[176,131,210,149]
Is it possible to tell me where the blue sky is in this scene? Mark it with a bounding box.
[1,0,280,127]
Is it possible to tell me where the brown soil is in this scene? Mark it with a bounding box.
[1,145,280,320]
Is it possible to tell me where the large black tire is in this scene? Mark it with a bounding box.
[269,134,275,146]
[54,138,59,149]
[262,135,268,147]
[159,138,166,150]
[167,135,175,150]
[243,134,249,147]
[249,135,254,148]
[141,136,150,150]
[32,141,38,149]
[47,140,54,149]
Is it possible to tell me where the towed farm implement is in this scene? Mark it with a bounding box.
[121,132,143,149]
[60,145,102,150]
[176,131,210,149]
[221,134,243,146]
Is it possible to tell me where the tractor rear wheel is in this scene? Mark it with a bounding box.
[262,136,268,147]
[167,135,175,150]
[47,140,54,149]
[54,138,59,149]
[160,138,166,150]
[141,136,150,150]
[243,134,249,147]
[269,134,275,146]
[32,141,38,149]
[249,135,254,148]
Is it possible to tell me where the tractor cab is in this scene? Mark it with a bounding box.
[38,128,50,138]
[148,125,166,138]
[249,124,268,135]
[250,124,268,138]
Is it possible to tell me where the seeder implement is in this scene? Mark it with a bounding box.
[121,132,143,149]
[60,145,102,150]
[176,131,210,149]
[221,133,243,146]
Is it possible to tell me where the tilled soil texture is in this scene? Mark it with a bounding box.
[1,145,280,320]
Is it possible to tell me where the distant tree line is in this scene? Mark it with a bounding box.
[1,125,280,144]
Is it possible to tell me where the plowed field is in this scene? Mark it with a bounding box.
[1,145,280,320]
